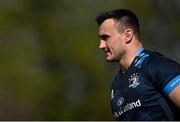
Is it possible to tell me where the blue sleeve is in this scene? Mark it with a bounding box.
[146,55,180,96]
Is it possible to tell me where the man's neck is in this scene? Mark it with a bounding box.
[119,42,142,72]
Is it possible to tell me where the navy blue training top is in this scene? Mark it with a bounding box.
[111,47,180,120]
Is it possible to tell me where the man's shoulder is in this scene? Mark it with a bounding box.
[144,50,179,67]
[139,50,180,80]
[142,50,180,80]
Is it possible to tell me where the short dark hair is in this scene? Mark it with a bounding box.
[96,9,140,38]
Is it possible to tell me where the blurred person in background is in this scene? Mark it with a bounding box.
[96,9,180,121]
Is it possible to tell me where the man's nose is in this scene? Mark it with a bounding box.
[99,40,106,49]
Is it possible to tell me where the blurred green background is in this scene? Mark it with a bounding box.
[0,0,179,120]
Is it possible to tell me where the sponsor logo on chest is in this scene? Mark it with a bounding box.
[113,98,142,118]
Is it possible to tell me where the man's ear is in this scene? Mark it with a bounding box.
[124,29,133,43]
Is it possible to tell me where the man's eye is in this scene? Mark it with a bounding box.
[102,36,108,41]
[99,35,109,41]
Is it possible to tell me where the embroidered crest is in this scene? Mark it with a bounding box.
[128,73,140,88]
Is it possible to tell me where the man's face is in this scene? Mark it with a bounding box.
[98,18,126,62]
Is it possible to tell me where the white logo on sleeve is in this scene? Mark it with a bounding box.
[111,90,114,99]
[128,73,140,88]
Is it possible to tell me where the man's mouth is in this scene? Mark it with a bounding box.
[103,48,111,56]
[105,50,111,56]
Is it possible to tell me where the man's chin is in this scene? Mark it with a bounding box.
[106,57,116,62]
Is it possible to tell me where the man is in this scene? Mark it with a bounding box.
[96,9,180,120]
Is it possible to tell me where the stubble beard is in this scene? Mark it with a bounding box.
[105,54,120,63]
